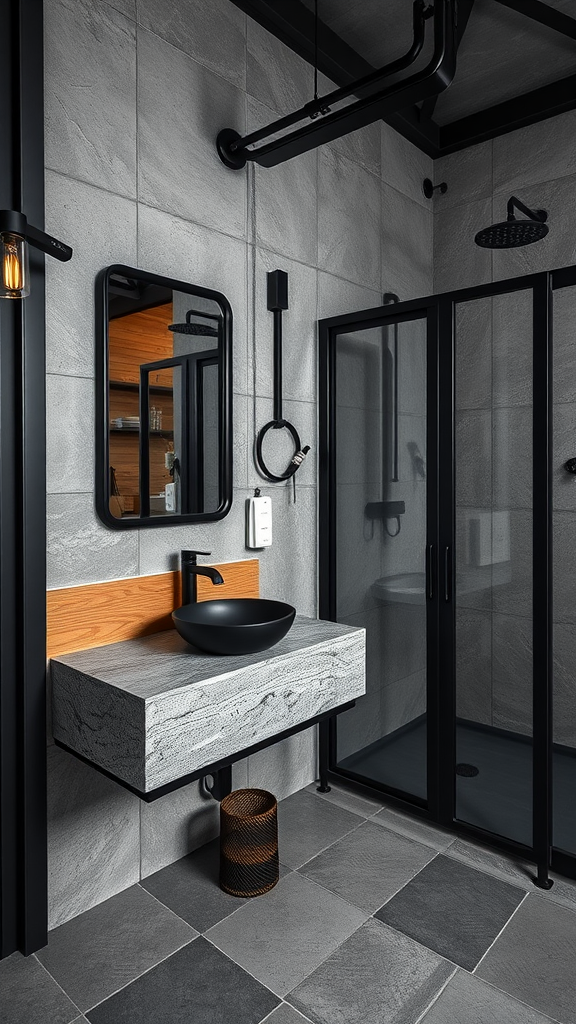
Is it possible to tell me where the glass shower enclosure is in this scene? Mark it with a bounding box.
[319,265,576,886]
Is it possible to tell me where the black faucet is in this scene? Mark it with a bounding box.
[181,550,224,605]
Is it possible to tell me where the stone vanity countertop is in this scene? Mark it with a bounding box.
[51,616,366,795]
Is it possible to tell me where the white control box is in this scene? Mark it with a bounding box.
[165,482,176,512]
[246,494,272,548]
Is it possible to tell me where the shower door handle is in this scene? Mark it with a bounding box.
[444,546,451,603]
[425,544,434,600]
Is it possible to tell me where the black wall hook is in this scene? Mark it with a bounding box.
[423,178,448,199]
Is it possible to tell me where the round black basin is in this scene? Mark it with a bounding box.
[172,598,296,655]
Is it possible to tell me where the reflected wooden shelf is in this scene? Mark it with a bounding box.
[109,379,173,395]
[110,427,174,438]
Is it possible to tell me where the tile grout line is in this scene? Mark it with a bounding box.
[202,931,287,1003]
[412,965,459,1024]
[32,954,83,1021]
[83,931,197,1014]
[258,1003,314,1024]
[471,890,529,975]
[470,971,566,1024]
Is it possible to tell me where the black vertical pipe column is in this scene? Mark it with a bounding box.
[267,270,288,424]
[532,273,554,890]
[0,0,48,957]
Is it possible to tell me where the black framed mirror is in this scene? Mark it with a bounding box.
[95,264,232,529]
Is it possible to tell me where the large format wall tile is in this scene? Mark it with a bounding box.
[47,494,139,588]
[380,670,426,737]
[47,746,140,928]
[492,289,534,408]
[553,285,576,405]
[491,509,532,619]
[552,622,576,748]
[138,0,246,89]
[553,403,576,512]
[381,122,433,209]
[257,485,317,616]
[455,410,492,507]
[248,98,318,267]
[455,608,492,726]
[140,779,221,877]
[137,205,249,395]
[46,375,94,494]
[434,198,492,294]
[382,183,433,300]
[553,511,576,624]
[104,0,135,17]
[317,273,380,320]
[455,296,492,410]
[45,0,136,196]
[493,407,533,511]
[247,18,312,115]
[492,174,576,282]
[330,122,381,179]
[45,172,137,379]
[137,486,251,575]
[433,140,493,212]
[138,29,246,240]
[250,248,317,404]
[334,329,382,412]
[492,613,532,737]
[247,727,317,802]
[319,148,381,291]
[493,109,576,194]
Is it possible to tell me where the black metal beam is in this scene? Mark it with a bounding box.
[0,0,47,959]
[420,0,476,121]
[493,0,576,41]
[440,71,576,153]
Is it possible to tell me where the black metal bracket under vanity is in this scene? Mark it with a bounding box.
[54,701,356,803]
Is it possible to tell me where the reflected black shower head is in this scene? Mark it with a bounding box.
[475,195,548,249]
[168,308,220,336]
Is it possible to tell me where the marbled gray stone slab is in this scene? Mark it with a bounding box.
[51,617,365,793]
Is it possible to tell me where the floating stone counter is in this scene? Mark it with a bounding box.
[51,616,365,797]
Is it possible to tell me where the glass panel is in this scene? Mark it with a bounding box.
[147,364,178,516]
[552,283,576,856]
[334,317,428,802]
[454,291,533,846]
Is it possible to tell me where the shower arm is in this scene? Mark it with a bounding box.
[217,0,457,169]
[507,196,548,223]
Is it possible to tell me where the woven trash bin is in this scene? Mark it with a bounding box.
[220,789,279,897]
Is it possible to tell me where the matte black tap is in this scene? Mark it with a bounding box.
[181,550,224,605]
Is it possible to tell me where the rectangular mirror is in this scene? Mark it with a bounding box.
[96,264,232,528]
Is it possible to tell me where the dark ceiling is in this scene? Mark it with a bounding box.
[231,0,576,157]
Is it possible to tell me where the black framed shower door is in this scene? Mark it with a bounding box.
[319,266,575,886]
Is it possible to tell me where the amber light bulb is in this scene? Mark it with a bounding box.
[0,231,30,298]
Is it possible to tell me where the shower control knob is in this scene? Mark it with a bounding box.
[564,458,576,474]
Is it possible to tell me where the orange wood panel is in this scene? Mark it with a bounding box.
[108,302,174,385]
[47,560,260,659]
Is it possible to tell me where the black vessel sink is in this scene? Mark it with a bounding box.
[172,598,296,655]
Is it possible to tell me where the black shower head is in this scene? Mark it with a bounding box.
[168,308,221,336]
[475,196,548,249]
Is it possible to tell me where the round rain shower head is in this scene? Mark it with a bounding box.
[168,308,220,336]
[168,322,219,336]
[475,195,549,250]
[475,218,549,249]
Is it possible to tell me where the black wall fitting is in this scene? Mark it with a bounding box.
[365,501,406,520]
[422,179,447,199]
[217,0,457,169]
[564,458,576,474]
[254,270,310,484]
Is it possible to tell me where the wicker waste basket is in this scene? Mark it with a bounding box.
[220,788,279,897]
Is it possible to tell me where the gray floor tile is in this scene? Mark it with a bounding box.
[86,938,279,1024]
[288,917,455,1024]
[141,838,290,932]
[446,837,576,911]
[37,884,197,1012]
[0,951,79,1024]
[261,1005,313,1023]
[477,894,576,1024]
[375,855,525,971]
[206,871,367,997]
[371,805,456,852]
[300,821,435,913]
[305,781,384,819]
[421,970,557,1024]
[277,790,362,869]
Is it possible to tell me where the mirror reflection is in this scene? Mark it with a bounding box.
[98,266,232,527]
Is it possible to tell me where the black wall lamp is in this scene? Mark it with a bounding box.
[0,209,72,299]
[217,0,456,170]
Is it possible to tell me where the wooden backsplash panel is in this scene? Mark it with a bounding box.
[47,559,259,658]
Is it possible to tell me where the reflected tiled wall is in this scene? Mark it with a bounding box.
[434,109,576,745]
[44,0,433,926]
